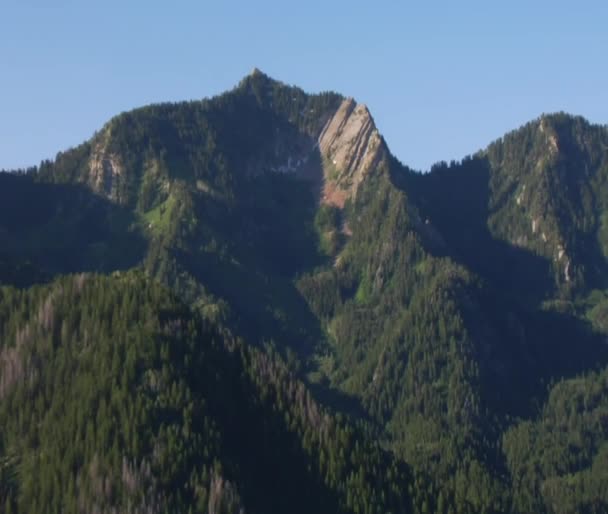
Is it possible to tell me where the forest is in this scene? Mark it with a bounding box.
[1,70,608,513]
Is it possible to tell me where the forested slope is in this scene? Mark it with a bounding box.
[1,71,608,513]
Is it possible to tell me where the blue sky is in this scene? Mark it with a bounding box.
[1,1,607,171]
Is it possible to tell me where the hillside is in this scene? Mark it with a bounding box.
[0,272,413,514]
[1,71,608,514]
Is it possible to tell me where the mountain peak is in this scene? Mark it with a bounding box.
[249,66,265,77]
[238,67,283,92]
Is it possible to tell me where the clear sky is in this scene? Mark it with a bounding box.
[1,1,607,171]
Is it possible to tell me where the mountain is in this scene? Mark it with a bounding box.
[1,70,608,514]
[407,113,608,300]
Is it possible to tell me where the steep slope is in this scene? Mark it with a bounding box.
[0,272,414,514]
[318,97,387,207]
[0,172,145,283]
[294,112,608,511]
[2,72,608,514]
[17,70,389,356]
[485,114,608,292]
[36,69,384,211]
[408,114,608,300]
[1,72,513,512]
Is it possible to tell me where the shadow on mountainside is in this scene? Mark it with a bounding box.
[457,282,608,419]
[0,172,147,287]
[397,156,555,305]
[393,158,608,417]
[160,159,332,352]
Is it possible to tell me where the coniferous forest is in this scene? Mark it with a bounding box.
[1,71,608,513]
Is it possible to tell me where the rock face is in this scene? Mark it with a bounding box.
[88,143,124,202]
[318,98,386,207]
[82,83,387,213]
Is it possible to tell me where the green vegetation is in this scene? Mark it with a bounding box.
[2,72,608,513]
[0,273,413,514]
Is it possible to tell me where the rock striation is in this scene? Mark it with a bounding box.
[318,98,386,207]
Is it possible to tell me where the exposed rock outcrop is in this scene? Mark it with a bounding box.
[318,98,386,207]
[539,116,559,155]
[89,143,124,201]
